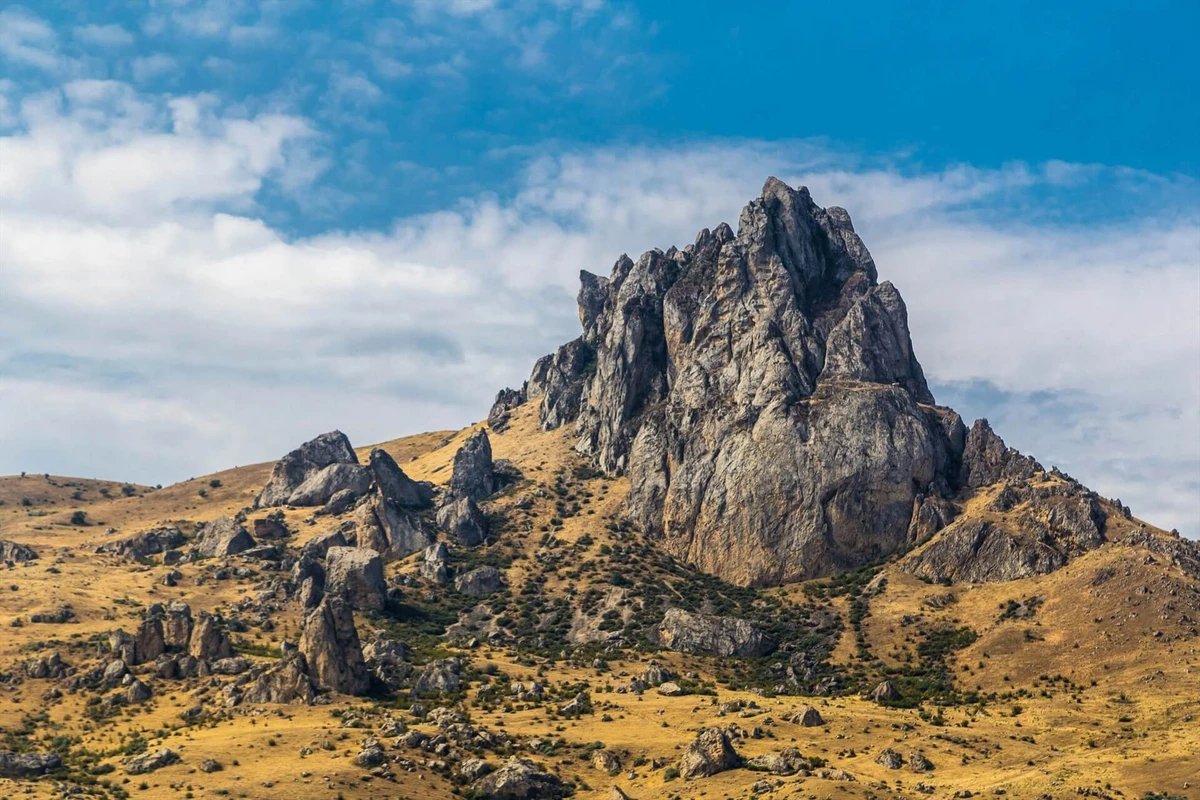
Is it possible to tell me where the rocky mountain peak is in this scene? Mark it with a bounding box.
[499,178,993,585]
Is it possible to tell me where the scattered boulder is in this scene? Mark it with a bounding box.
[125,748,179,775]
[288,463,372,507]
[745,747,808,775]
[0,751,61,778]
[469,756,570,800]
[199,759,223,773]
[29,606,76,624]
[303,529,347,559]
[356,493,434,559]
[300,596,369,695]
[257,430,358,508]
[454,565,504,597]
[875,748,903,769]
[421,542,450,584]
[657,681,684,696]
[449,429,497,502]
[325,546,386,611]
[354,738,387,768]
[789,705,824,727]
[253,511,290,539]
[591,749,621,774]
[188,613,232,662]
[657,608,775,657]
[242,653,314,704]
[679,727,741,779]
[908,751,934,773]
[437,496,489,547]
[870,680,901,703]
[0,539,38,563]
[194,517,256,558]
[369,448,433,509]
[164,601,193,649]
[95,527,186,559]
[411,657,462,697]
[125,679,153,704]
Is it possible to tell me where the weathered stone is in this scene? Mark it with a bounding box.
[325,546,386,611]
[411,657,462,697]
[369,448,432,509]
[870,680,900,703]
[469,756,570,799]
[253,511,290,539]
[164,601,193,649]
[257,430,358,508]
[195,517,256,558]
[420,542,450,584]
[188,613,232,661]
[125,748,179,775]
[488,386,526,432]
[302,529,347,559]
[300,596,369,695]
[746,747,808,775]
[454,565,504,597]
[437,496,488,547]
[125,679,152,704]
[657,608,775,657]
[679,727,741,779]
[0,539,38,563]
[356,493,433,560]
[288,463,371,507]
[0,751,62,778]
[875,748,903,769]
[449,429,496,502]
[242,653,314,704]
[521,180,965,586]
[95,527,186,559]
[960,419,1042,488]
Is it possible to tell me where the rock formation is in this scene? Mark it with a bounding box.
[657,608,775,657]
[325,546,386,611]
[0,539,38,563]
[287,462,371,507]
[679,727,741,779]
[454,565,504,597]
[256,430,358,508]
[513,178,969,586]
[448,429,496,502]
[194,517,256,558]
[95,527,186,559]
[437,496,488,547]
[369,448,432,509]
[299,596,369,695]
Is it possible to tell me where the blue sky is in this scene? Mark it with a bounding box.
[1,0,1198,535]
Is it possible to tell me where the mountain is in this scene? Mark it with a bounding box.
[1,179,1196,800]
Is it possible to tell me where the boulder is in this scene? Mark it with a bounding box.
[0,751,61,778]
[875,748,903,769]
[369,448,433,509]
[488,386,526,432]
[869,680,900,703]
[256,430,358,508]
[0,539,38,563]
[657,608,775,657]
[449,429,496,502]
[300,596,369,695]
[242,653,314,704]
[454,565,504,597]
[356,493,433,560]
[437,496,488,547]
[421,542,450,584]
[469,756,570,800]
[411,657,462,697]
[125,748,179,775]
[288,463,372,507]
[679,727,741,779]
[164,601,193,649]
[325,546,386,611]
[253,511,290,539]
[302,529,347,559]
[188,613,232,661]
[95,527,186,559]
[746,747,807,775]
[194,517,256,558]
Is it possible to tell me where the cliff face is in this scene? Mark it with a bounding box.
[508,178,971,586]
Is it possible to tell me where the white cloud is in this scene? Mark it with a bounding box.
[0,82,1196,539]
[0,6,60,71]
[132,53,179,82]
[74,23,136,48]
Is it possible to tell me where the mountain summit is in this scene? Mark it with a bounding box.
[490,178,1165,587]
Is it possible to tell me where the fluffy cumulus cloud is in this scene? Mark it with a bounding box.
[1,9,1196,538]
